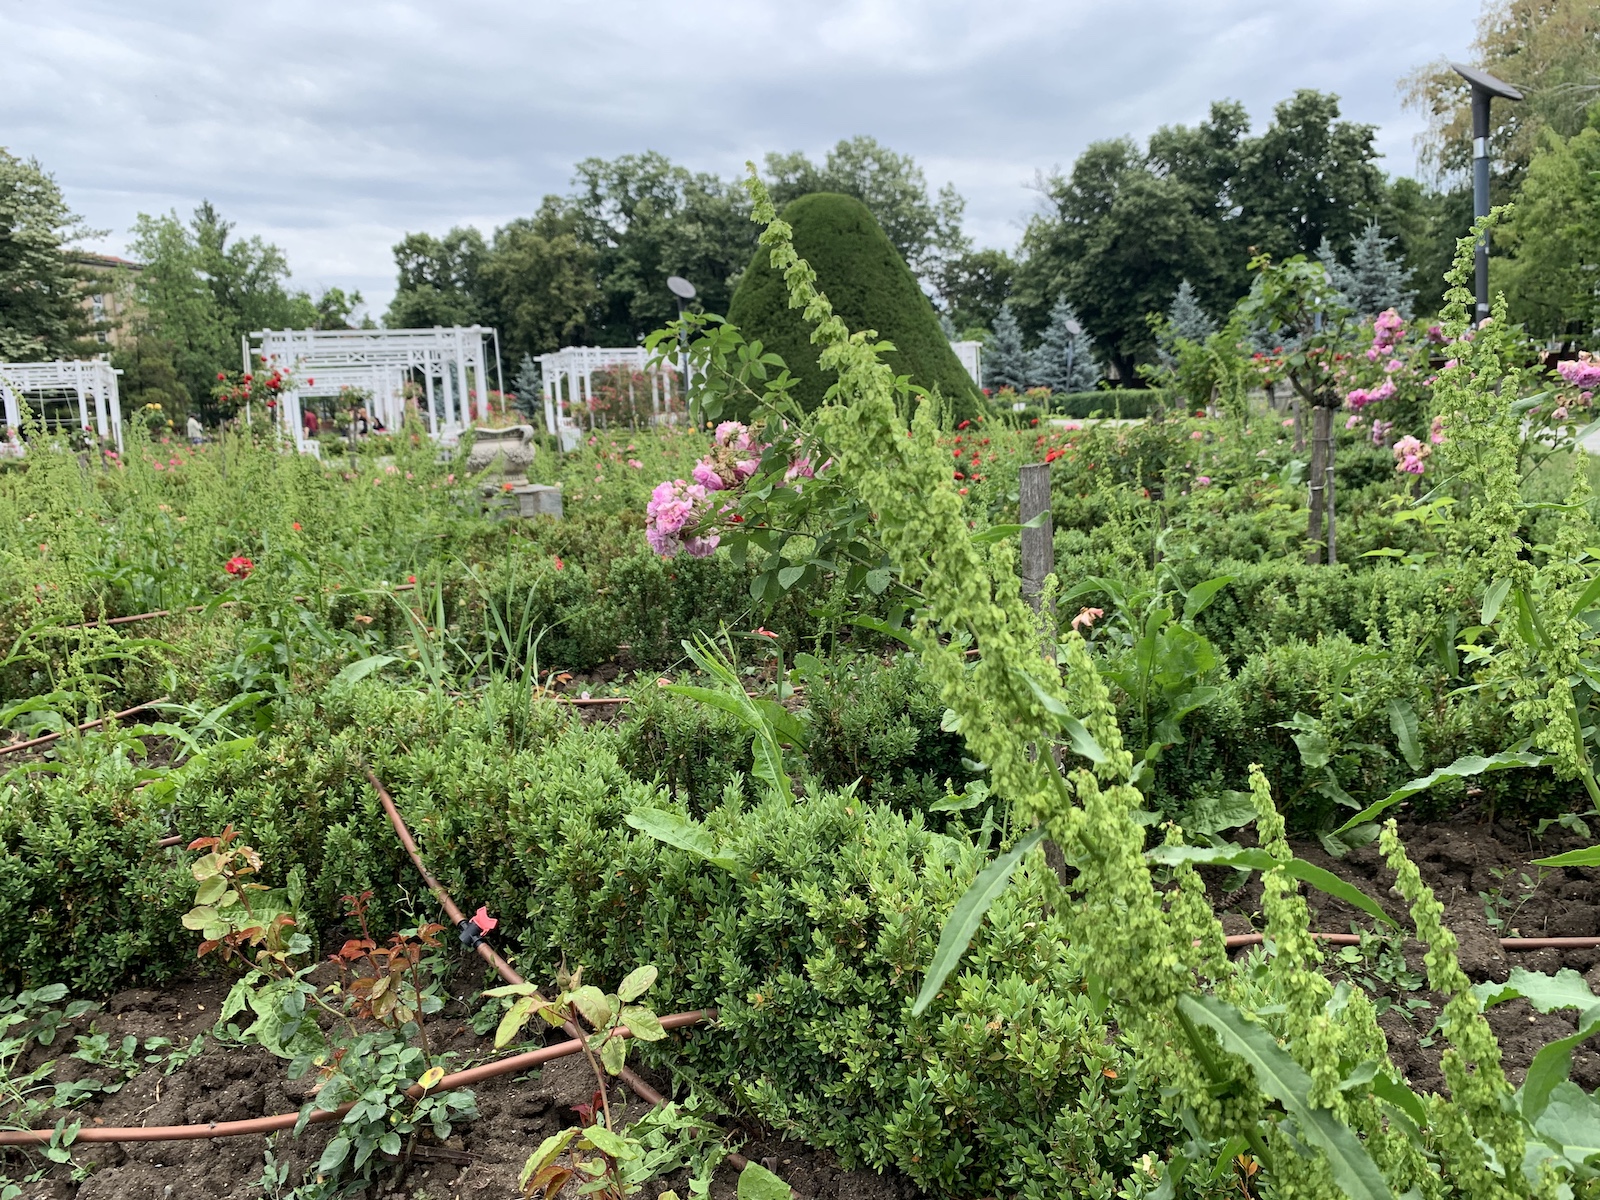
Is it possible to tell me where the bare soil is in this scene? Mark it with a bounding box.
[2,974,917,1200]
[1210,816,1600,1096]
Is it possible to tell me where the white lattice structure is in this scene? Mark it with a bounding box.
[535,346,687,451]
[249,326,496,451]
[950,340,983,389]
[0,360,124,451]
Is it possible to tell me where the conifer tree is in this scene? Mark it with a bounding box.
[1318,219,1415,319]
[985,302,1030,392]
[512,353,543,422]
[1030,296,1098,392]
[1157,280,1217,367]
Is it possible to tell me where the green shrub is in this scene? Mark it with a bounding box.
[726,193,981,419]
[1051,389,1164,419]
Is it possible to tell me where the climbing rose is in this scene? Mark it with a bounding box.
[1558,355,1600,391]
[646,480,718,559]
[1393,436,1429,476]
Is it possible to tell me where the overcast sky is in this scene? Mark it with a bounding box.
[2,0,1482,318]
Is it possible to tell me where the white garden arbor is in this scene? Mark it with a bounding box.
[0,360,124,451]
[535,346,689,451]
[248,326,497,452]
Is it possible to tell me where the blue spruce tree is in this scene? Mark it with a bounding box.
[512,354,543,423]
[1030,296,1098,393]
[1157,280,1217,367]
[1318,220,1415,319]
[985,302,1030,393]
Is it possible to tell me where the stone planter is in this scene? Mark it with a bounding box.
[465,425,537,482]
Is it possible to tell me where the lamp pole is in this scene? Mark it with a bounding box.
[1451,62,1523,323]
[666,276,697,406]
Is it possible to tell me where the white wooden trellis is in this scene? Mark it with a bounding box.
[0,360,124,451]
[535,346,687,451]
[249,326,495,453]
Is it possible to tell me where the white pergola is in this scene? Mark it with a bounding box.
[249,326,496,452]
[0,360,124,451]
[951,340,983,389]
[535,346,687,451]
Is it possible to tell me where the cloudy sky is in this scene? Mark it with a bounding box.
[3,0,1482,317]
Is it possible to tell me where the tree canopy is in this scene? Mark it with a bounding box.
[0,148,93,361]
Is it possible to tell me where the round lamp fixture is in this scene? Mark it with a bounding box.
[667,276,697,300]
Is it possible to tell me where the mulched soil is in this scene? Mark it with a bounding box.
[1209,816,1600,1096]
[2,972,919,1200]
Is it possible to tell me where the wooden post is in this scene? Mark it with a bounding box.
[1305,406,1330,564]
[1019,462,1054,612]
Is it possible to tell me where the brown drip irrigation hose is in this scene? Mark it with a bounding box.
[363,770,751,1172]
[0,1011,711,1147]
[57,582,418,632]
[1224,932,1600,951]
[0,698,170,757]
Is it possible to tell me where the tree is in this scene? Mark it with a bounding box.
[765,137,968,279]
[511,352,543,423]
[985,302,1031,392]
[1498,107,1600,338]
[1166,280,1217,343]
[384,227,487,328]
[1030,297,1098,392]
[725,192,980,416]
[1319,220,1416,319]
[112,329,190,417]
[1403,0,1600,187]
[933,247,1016,333]
[0,148,93,360]
[479,201,599,361]
[566,152,756,345]
[130,202,314,413]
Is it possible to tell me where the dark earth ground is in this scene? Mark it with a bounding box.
[4,813,1597,1199]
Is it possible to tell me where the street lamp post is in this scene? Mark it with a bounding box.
[1451,62,1523,322]
[666,276,696,407]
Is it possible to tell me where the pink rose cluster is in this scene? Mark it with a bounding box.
[1393,435,1430,476]
[646,479,719,559]
[1346,378,1396,411]
[1558,353,1600,396]
[691,421,766,492]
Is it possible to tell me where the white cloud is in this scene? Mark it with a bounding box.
[1,0,1482,312]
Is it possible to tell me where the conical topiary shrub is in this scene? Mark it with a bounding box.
[726,192,982,419]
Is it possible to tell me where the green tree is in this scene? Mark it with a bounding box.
[933,246,1016,333]
[764,136,967,278]
[566,152,755,345]
[479,206,599,360]
[111,328,191,417]
[383,227,487,328]
[1404,0,1600,186]
[725,192,979,417]
[130,201,315,412]
[1498,105,1600,338]
[1030,296,1098,392]
[0,148,94,360]
[1318,219,1416,318]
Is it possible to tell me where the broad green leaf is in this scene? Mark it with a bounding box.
[318,1136,352,1175]
[520,1129,580,1189]
[328,654,399,690]
[616,965,657,1003]
[619,1005,665,1041]
[1475,967,1600,1014]
[624,809,737,872]
[1146,844,1397,930]
[1333,751,1545,836]
[1386,699,1423,772]
[1533,1081,1600,1167]
[1179,995,1395,1200]
[736,1161,792,1200]
[1533,844,1600,868]
[970,511,1050,546]
[1482,578,1512,625]
[1522,1007,1600,1122]
[582,1123,637,1159]
[776,565,806,589]
[1370,1072,1429,1129]
[496,994,538,1049]
[845,615,915,649]
[1016,671,1108,763]
[1180,791,1257,836]
[569,986,613,1030]
[864,567,892,594]
[599,1035,627,1075]
[1182,575,1234,624]
[1568,572,1600,619]
[194,876,229,906]
[912,829,1047,1016]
